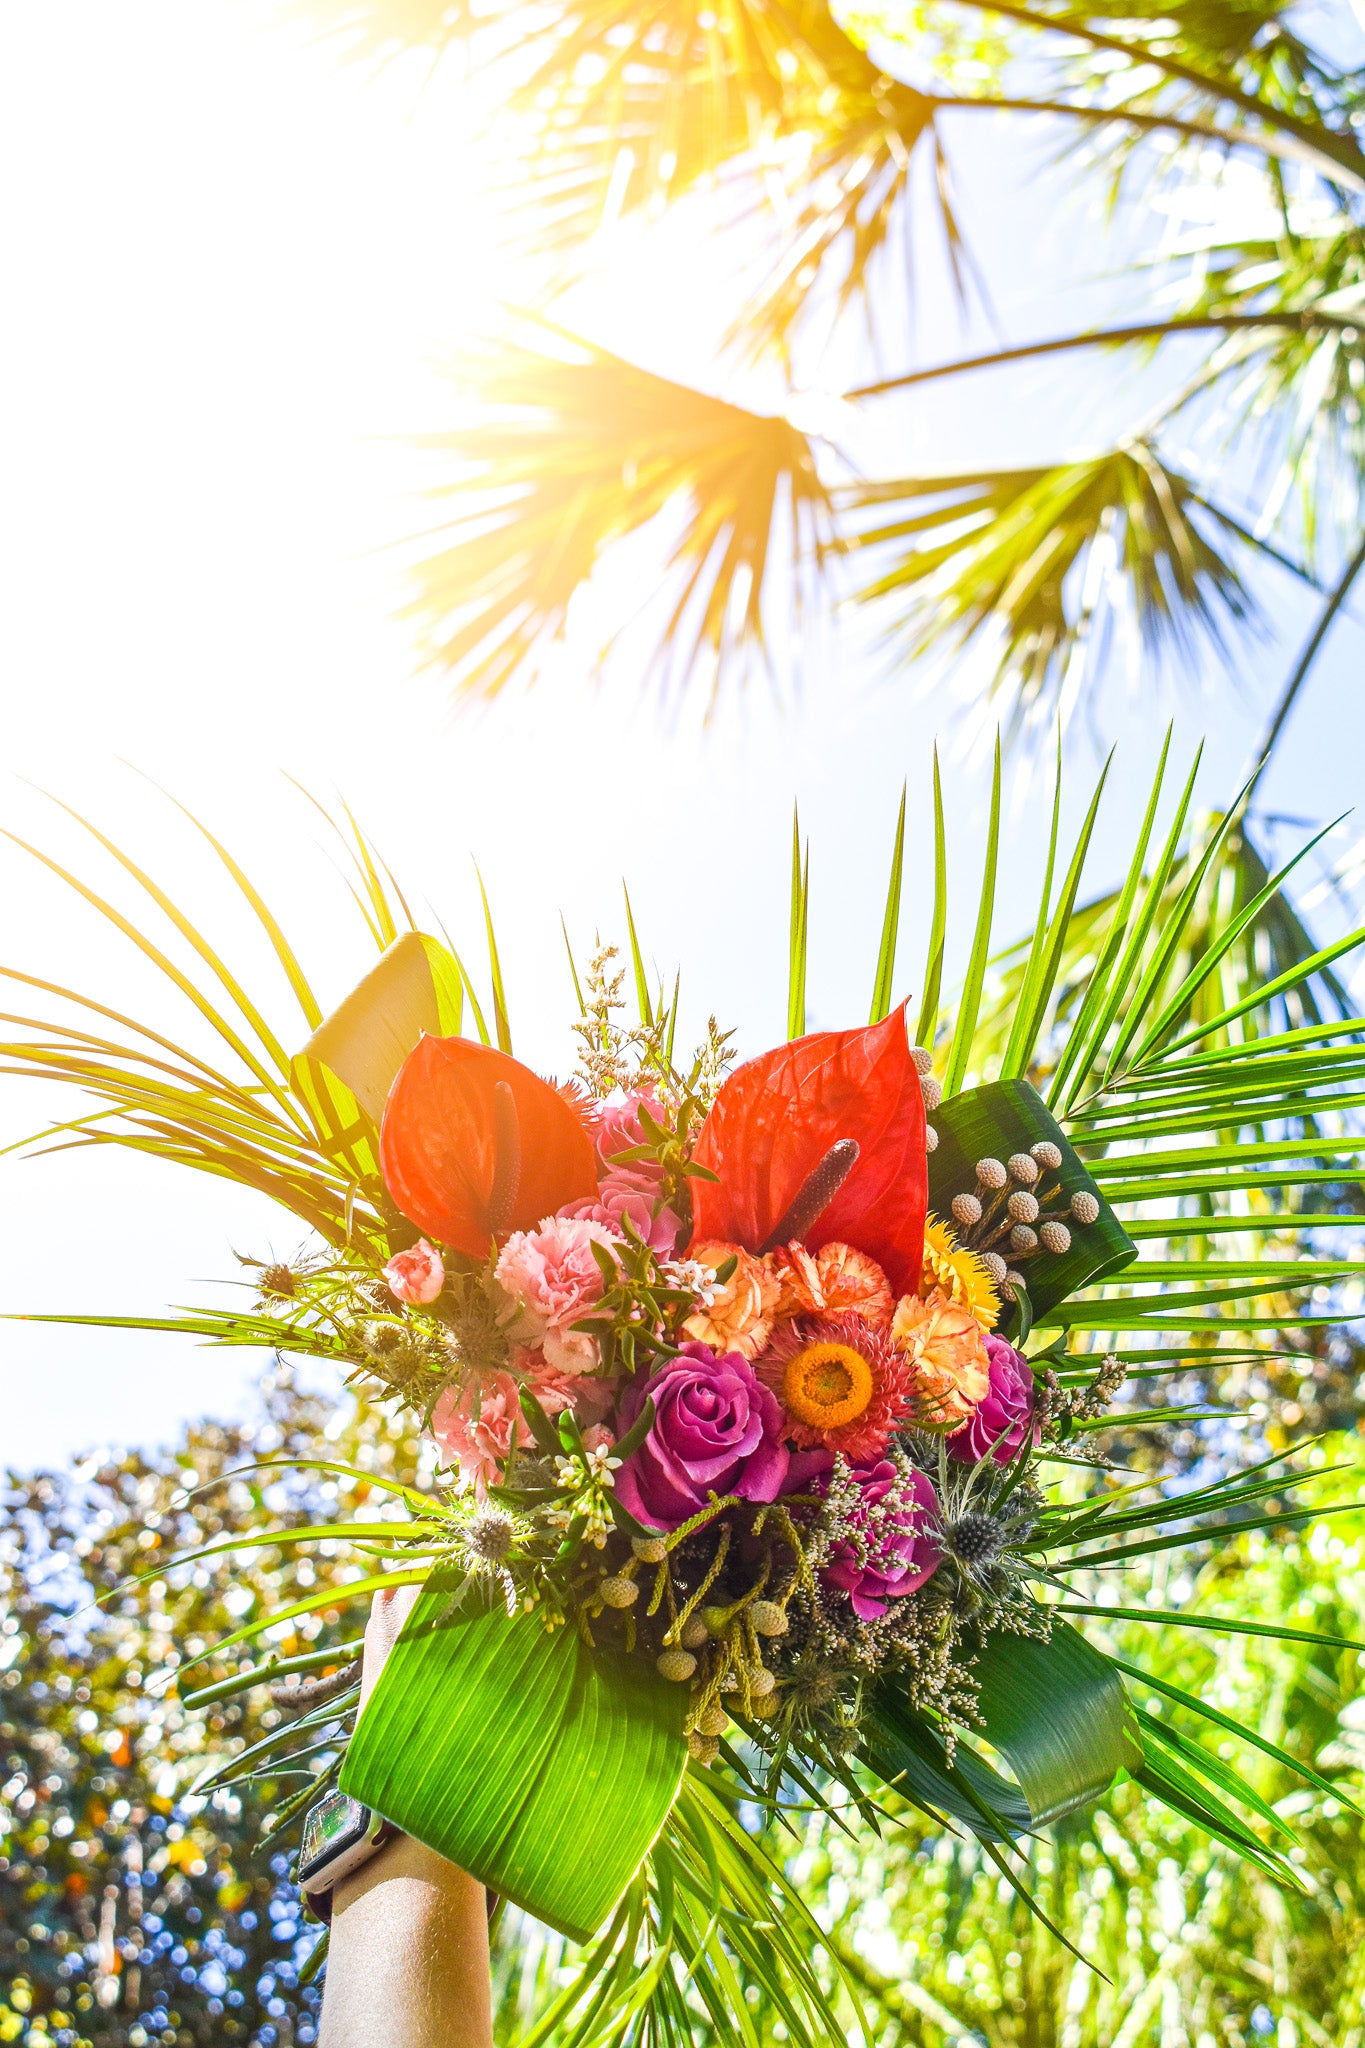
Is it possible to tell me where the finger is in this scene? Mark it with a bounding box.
[359,1581,422,1706]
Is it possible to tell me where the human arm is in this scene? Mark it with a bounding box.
[317,1586,494,2048]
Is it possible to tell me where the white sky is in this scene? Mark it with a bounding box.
[4,0,1364,1467]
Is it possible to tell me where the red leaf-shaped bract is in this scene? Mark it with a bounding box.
[379,1035,598,1257]
[689,1004,928,1295]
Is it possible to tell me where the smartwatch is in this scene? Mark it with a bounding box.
[297,1791,402,1922]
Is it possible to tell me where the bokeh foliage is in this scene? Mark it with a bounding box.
[0,1373,417,2048]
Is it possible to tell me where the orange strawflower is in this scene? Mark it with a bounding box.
[783,1341,875,1430]
[890,1288,991,1431]
[758,1312,913,1462]
[683,1240,779,1360]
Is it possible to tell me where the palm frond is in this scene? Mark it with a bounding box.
[308,0,977,356]
[1155,227,1365,555]
[405,325,834,704]
[844,445,1266,738]
[941,0,1365,189]
[490,1771,866,2048]
[0,789,444,1255]
[935,749,1365,1358]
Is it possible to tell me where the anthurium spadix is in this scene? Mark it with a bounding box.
[691,1002,929,1294]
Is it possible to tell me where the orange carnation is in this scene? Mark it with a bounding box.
[890,1288,991,1431]
[764,1240,893,1327]
[683,1240,780,1360]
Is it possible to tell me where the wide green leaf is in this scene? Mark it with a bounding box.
[290,930,466,1191]
[341,1578,689,1943]
[295,930,466,1125]
[859,1682,1031,1841]
[971,1623,1141,1825]
[927,1078,1135,1326]
[861,1621,1137,1841]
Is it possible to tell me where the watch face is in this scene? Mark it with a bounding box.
[298,1792,371,1881]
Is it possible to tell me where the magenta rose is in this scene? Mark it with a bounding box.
[614,1343,790,1529]
[821,1460,942,1620]
[946,1334,1038,1464]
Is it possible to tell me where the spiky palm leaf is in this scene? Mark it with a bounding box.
[292,0,1365,725]
[844,445,1266,735]
[1157,225,1365,554]
[936,0,1365,189]
[306,0,981,352]
[404,326,833,701]
[307,0,1365,349]
[973,805,1358,1076]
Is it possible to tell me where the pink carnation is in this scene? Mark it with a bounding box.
[429,1372,531,1496]
[495,1214,620,1374]
[383,1239,445,1305]
[561,1172,682,1255]
[512,1346,616,1428]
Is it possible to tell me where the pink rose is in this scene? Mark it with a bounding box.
[495,1214,620,1374]
[821,1460,941,1619]
[614,1343,790,1530]
[383,1239,445,1305]
[594,1089,669,1187]
[946,1335,1038,1464]
[561,1172,682,1255]
[429,1372,531,1496]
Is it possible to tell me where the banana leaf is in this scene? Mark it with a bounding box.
[860,1622,1137,1840]
[340,1575,689,1943]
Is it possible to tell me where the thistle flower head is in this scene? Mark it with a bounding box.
[465,1509,516,1565]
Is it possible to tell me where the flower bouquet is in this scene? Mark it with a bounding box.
[8,743,1364,2038]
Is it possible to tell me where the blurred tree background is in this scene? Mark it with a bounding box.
[0,1374,414,2048]
[8,0,1365,2040]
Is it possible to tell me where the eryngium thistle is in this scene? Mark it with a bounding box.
[465,1510,515,1565]
[941,1511,1010,1569]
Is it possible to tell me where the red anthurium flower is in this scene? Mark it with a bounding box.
[379,1035,598,1258]
[689,1003,928,1295]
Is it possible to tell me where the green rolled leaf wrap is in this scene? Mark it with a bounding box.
[340,1577,688,1942]
[927,1078,1135,1329]
[861,1622,1139,1839]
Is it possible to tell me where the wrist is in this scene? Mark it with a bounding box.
[331,1829,471,1916]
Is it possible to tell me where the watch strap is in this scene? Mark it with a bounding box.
[302,1814,402,1924]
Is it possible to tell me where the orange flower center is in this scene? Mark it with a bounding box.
[782,1342,874,1429]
